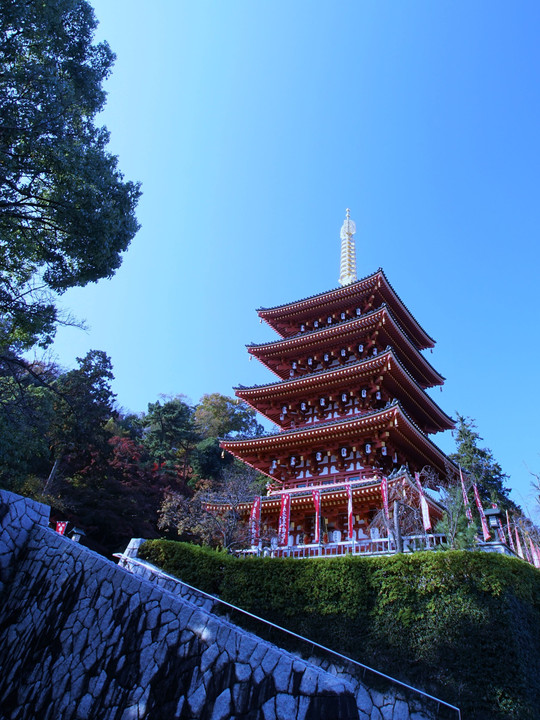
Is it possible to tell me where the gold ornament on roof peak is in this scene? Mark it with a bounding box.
[339,208,357,286]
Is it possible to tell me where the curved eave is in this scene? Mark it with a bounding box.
[257,269,435,350]
[221,403,455,478]
[235,349,454,433]
[209,473,446,516]
[248,305,444,388]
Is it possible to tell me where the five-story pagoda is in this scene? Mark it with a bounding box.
[221,211,455,555]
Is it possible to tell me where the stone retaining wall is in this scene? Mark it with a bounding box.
[120,541,453,720]
[0,491,358,719]
[0,492,457,720]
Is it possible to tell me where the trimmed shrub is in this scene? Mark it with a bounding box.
[140,541,540,720]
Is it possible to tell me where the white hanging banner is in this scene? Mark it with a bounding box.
[249,496,261,545]
[347,484,354,540]
[414,472,432,532]
[459,467,473,523]
[381,476,390,521]
[506,510,516,552]
[278,493,291,546]
[515,528,524,559]
[472,482,491,542]
[312,490,321,543]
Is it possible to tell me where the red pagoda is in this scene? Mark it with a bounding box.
[221,211,456,556]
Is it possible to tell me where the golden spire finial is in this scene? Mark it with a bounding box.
[339,208,357,286]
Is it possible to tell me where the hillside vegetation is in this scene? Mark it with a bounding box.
[140,541,540,720]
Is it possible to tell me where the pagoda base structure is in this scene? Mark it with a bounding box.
[216,466,446,558]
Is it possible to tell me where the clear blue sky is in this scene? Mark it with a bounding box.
[50,1,540,514]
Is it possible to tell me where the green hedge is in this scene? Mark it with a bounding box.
[140,541,540,720]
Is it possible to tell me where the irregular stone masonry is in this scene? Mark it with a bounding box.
[0,491,454,719]
[120,541,450,720]
[0,490,49,596]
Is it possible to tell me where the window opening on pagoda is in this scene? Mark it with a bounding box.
[323,352,330,362]
[327,316,332,325]
[340,447,348,457]
[300,324,305,333]
[381,446,387,456]
[281,405,287,414]
[292,361,297,370]
[300,401,307,411]
[341,392,348,403]
[340,348,347,358]
[340,312,347,321]
[361,389,367,398]
[290,456,296,466]
[376,391,381,400]
[365,443,372,454]
[307,357,313,366]
[319,397,326,406]
[373,347,378,356]
[315,451,323,462]
[313,320,319,329]
[358,343,364,353]
[356,308,361,316]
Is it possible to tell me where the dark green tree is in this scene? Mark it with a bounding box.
[435,483,478,549]
[191,436,233,485]
[449,415,517,511]
[141,397,198,483]
[0,375,55,489]
[45,349,117,490]
[0,0,140,349]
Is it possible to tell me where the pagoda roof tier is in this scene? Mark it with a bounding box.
[248,305,444,388]
[220,402,456,481]
[235,349,454,434]
[257,269,435,350]
[210,471,445,517]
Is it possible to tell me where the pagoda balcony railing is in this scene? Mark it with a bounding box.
[266,467,386,496]
[237,533,446,559]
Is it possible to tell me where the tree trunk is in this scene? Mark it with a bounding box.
[44,456,61,493]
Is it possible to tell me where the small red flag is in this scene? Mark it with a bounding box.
[56,521,67,535]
